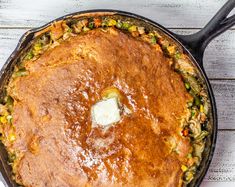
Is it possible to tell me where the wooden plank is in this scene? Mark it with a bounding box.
[0,176,6,187]
[201,182,235,187]
[1,29,235,79]
[211,80,235,130]
[0,0,234,28]
[204,131,235,182]
[0,29,27,68]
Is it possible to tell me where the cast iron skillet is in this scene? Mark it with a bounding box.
[0,0,235,186]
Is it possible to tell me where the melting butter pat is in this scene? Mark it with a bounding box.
[91,97,121,127]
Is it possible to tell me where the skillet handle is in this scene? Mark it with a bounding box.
[175,0,235,67]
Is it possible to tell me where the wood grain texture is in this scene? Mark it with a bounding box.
[0,175,6,187]
[0,29,26,67]
[211,80,235,130]
[204,131,235,182]
[0,0,234,28]
[201,182,235,187]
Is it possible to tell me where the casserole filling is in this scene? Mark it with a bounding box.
[0,17,209,187]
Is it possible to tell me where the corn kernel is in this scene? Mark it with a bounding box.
[0,116,7,124]
[9,133,16,142]
[200,105,204,113]
[108,19,117,26]
[167,45,176,55]
[181,165,188,172]
[33,43,42,51]
[128,25,137,32]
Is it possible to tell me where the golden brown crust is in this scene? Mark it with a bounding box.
[8,28,192,187]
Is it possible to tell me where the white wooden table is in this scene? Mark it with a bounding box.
[0,0,235,186]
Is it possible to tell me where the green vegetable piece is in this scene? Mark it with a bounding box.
[184,74,201,94]
[67,28,72,33]
[151,36,157,44]
[128,25,137,32]
[122,22,130,29]
[195,130,209,142]
[191,110,196,117]
[88,22,94,29]
[25,51,34,60]
[6,96,13,106]
[185,82,191,90]
[175,51,181,59]
[187,153,192,158]
[13,69,29,78]
[194,96,201,106]
[8,152,16,163]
